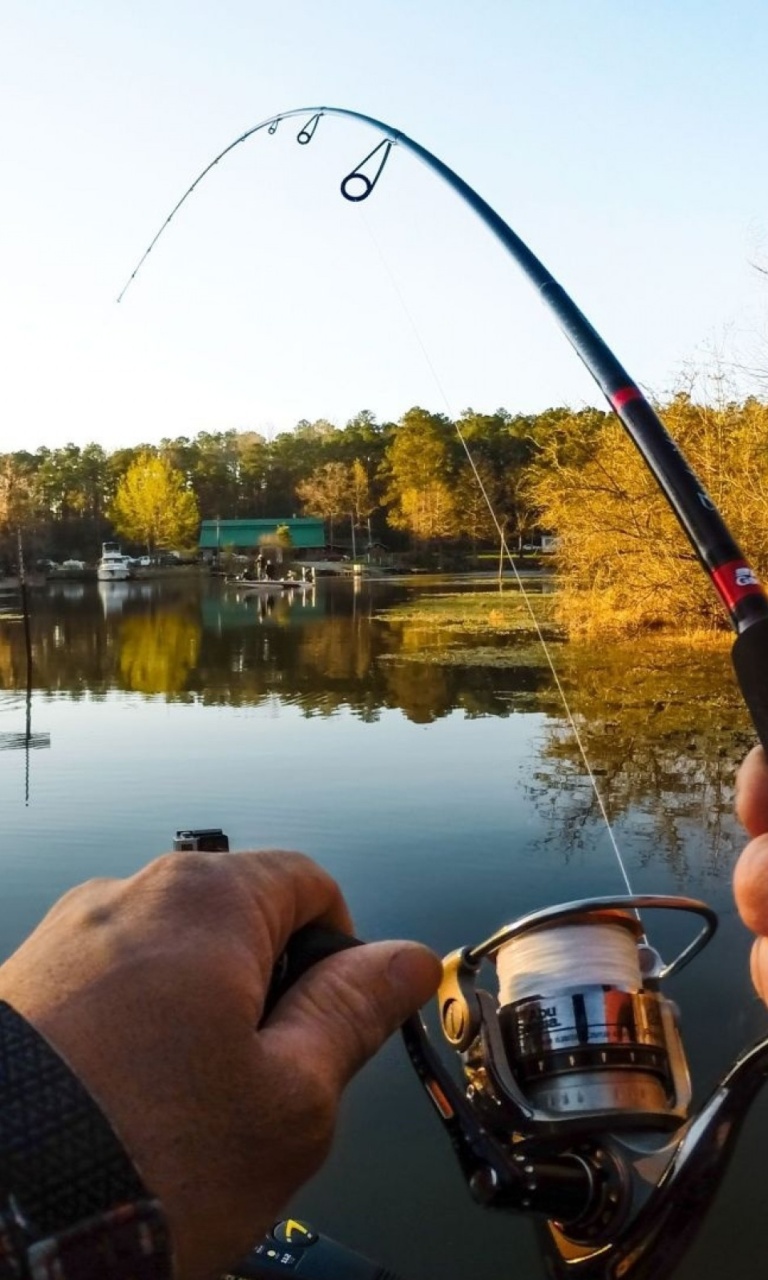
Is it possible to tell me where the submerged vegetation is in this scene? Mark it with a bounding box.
[376,590,559,667]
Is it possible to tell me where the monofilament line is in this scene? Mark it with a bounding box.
[361,210,636,902]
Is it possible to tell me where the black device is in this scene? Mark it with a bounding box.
[173,828,230,852]
[227,1219,400,1279]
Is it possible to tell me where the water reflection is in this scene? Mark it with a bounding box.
[527,639,753,878]
[6,580,550,720]
[0,578,753,874]
[97,580,155,616]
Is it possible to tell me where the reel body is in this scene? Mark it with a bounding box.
[403,895,768,1280]
[440,897,710,1141]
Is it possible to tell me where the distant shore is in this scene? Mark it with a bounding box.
[0,564,207,589]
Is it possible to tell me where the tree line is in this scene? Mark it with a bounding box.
[0,405,605,563]
[3,393,767,637]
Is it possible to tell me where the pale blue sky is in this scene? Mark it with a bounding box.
[3,1,768,450]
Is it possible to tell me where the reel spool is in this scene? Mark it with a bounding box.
[437,896,715,1138]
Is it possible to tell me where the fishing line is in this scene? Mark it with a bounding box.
[360,206,636,899]
[496,921,641,1003]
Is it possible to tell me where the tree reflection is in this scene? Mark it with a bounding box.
[0,584,754,878]
[118,612,201,696]
[528,639,753,879]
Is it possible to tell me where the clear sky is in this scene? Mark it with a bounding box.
[3,0,768,451]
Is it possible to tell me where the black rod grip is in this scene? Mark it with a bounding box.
[732,618,768,753]
[263,924,363,1019]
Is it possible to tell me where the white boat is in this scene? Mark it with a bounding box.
[97,542,133,581]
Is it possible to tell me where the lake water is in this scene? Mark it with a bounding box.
[0,575,766,1280]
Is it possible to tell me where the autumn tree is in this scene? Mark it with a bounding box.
[382,408,458,548]
[110,452,199,553]
[0,454,41,559]
[296,462,352,544]
[347,459,377,553]
[529,395,768,636]
[453,459,502,548]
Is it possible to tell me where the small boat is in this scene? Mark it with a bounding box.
[97,542,133,581]
[225,576,308,591]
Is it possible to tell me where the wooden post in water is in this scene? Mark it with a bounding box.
[0,532,50,804]
[17,528,32,676]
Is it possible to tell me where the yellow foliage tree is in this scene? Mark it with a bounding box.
[529,394,768,637]
[296,462,352,544]
[0,456,41,551]
[382,409,458,545]
[110,452,199,553]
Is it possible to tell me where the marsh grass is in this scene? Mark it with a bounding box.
[377,590,559,634]
[376,591,561,668]
[376,588,732,670]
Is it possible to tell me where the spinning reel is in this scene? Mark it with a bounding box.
[403,895,768,1280]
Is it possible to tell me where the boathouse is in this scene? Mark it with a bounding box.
[198,518,326,560]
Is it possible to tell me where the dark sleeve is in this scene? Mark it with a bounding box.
[0,1002,172,1280]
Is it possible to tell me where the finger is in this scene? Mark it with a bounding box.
[230,850,355,950]
[733,832,768,934]
[750,936,768,1004]
[264,939,442,1088]
[129,848,355,961]
[735,747,768,836]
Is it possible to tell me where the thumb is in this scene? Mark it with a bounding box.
[263,940,442,1088]
[734,832,768,935]
[735,745,768,837]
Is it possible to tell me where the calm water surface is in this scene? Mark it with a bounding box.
[0,576,766,1280]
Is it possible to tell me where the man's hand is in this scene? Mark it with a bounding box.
[0,850,441,1280]
[734,746,768,1002]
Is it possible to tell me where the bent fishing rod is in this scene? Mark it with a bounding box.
[127,108,768,1280]
[119,103,768,752]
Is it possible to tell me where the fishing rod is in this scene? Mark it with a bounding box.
[119,104,768,754]
[127,108,768,1280]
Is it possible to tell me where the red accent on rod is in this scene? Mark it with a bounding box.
[610,386,643,409]
[711,560,767,612]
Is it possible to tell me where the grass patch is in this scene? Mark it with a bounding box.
[375,591,562,670]
[377,642,552,668]
[377,590,560,636]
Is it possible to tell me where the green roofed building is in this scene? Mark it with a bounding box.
[198,518,325,557]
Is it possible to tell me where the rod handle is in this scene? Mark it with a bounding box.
[264,924,362,1019]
